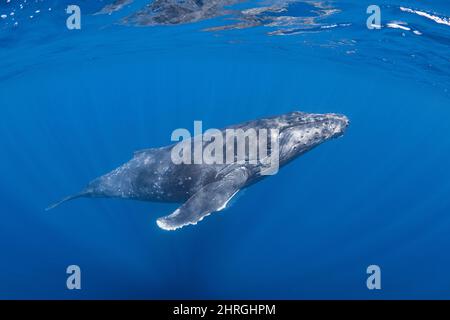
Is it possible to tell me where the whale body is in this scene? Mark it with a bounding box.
[48,111,349,231]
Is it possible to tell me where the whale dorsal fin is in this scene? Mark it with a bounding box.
[156,167,248,231]
[133,148,154,157]
[133,147,169,158]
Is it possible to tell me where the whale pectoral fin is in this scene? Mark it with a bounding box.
[156,168,248,231]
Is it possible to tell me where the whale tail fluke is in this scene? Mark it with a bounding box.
[45,192,87,211]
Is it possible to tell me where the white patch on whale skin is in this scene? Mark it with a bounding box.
[217,190,239,211]
[156,209,211,231]
[156,209,182,231]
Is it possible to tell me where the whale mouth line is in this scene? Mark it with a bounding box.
[333,131,347,139]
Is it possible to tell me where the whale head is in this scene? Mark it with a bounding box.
[276,111,349,163]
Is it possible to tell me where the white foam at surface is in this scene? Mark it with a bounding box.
[400,7,450,27]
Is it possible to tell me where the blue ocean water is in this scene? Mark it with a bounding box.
[0,0,449,299]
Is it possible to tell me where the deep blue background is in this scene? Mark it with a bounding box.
[0,0,449,299]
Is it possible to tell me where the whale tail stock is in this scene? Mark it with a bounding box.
[45,192,88,211]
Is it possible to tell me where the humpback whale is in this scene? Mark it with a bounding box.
[47,111,349,231]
